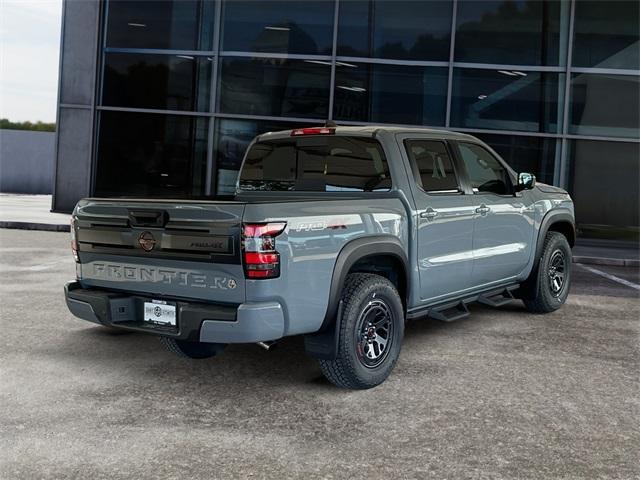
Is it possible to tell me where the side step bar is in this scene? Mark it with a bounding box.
[478,286,517,307]
[428,301,470,322]
[407,284,519,322]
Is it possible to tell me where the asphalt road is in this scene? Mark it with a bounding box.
[1,229,638,480]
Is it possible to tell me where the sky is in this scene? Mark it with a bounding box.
[0,0,62,123]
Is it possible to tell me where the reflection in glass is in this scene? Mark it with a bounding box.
[455,0,568,66]
[450,69,563,133]
[337,0,452,61]
[95,112,208,197]
[102,53,212,111]
[573,0,639,69]
[333,63,447,125]
[218,58,330,119]
[568,140,639,240]
[473,133,557,185]
[214,119,311,194]
[239,137,391,192]
[569,73,640,138]
[105,0,214,50]
[221,1,334,55]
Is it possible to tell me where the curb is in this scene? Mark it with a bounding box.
[0,221,70,232]
[573,256,639,268]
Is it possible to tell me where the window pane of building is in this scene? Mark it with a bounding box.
[473,133,558,185]
[450,69,563,133]
[337,0,452,61]
[221,1,334,55]
[568,140,639,241]
[333,63,447,125]
[569,73,640,139]
[105,0,214,50]
[573,0,639,69]
[455,0,568,66]
[95,111,208,197]
[102,53,212,111]
[215,119,310,194]
[218,58,330,119]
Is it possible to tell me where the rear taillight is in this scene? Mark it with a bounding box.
[242,222,286,279]
[70,217,79,262]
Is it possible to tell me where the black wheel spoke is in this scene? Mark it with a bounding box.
[355,299,394,368]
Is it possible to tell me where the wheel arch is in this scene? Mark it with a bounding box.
[304,235,409,360]
[535,211,576,262]
[519,210,575,302]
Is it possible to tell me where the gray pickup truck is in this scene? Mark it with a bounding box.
[65,125,575,389]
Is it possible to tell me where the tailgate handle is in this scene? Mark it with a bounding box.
[128,210,168,227]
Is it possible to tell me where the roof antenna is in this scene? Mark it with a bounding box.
[324,120,337,128]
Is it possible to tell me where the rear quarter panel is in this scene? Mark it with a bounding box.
[243,198,409,336]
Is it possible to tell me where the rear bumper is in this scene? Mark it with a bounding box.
[64,281,285,343]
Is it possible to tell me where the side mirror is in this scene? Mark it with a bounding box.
[516,172,536,192]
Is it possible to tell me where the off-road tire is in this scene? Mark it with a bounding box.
[522,231,572,313]
[319,273,404,389]
[160,337,226,359]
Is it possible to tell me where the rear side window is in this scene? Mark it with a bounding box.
[239,136,391,192]
[405,140,459,192]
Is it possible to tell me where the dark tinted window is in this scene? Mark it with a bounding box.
[405,140,459,192]
[569,73,640,138]
[457,142,511,195]
[337,0,452,61]
[472,134,557,185]
[451,69,562,133]
[573,1,639,69]
[455,0,566,66]
[102,53,212,111]
[214,119,308,195]
[219,58,330,119]
[105,0,214,50]
[333,63,447,126]
[221,1,334,55]
[240,136,391,192]
[95,111,208,197]
[568,140,639,241]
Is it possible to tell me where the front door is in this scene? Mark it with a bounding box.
[453,141,536,287]
[400,137,476,303]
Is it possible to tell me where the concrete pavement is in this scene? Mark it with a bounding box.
[0,229,638,479]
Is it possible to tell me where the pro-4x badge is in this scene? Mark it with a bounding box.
[138,231,156,252]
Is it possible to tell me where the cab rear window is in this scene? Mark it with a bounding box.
[239,136,391,192]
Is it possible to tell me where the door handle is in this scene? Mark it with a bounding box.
[475,205,490,216]
[420,208,439,220]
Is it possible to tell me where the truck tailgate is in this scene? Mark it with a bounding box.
[74,198,246,304]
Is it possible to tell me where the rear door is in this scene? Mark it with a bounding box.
[452,141,535,287]
[74,199,246,304]
[399,136,476,303]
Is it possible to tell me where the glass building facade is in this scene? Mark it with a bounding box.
[54,0,640,241]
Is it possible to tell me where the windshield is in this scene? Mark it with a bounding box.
[239,136,391,192]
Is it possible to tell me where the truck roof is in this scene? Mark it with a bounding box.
[257,125,477,142]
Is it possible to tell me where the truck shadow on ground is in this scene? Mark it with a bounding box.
[55,305,513,393]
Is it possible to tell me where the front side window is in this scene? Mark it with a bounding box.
[457,142,511,195]
[239,136,391,192]
[405,140,459,192]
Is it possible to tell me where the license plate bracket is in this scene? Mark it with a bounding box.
[143,300,177,327]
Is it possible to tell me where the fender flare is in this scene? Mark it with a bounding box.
[534,211,575,261]
[520,210,575,300]
[304,235,409,360]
